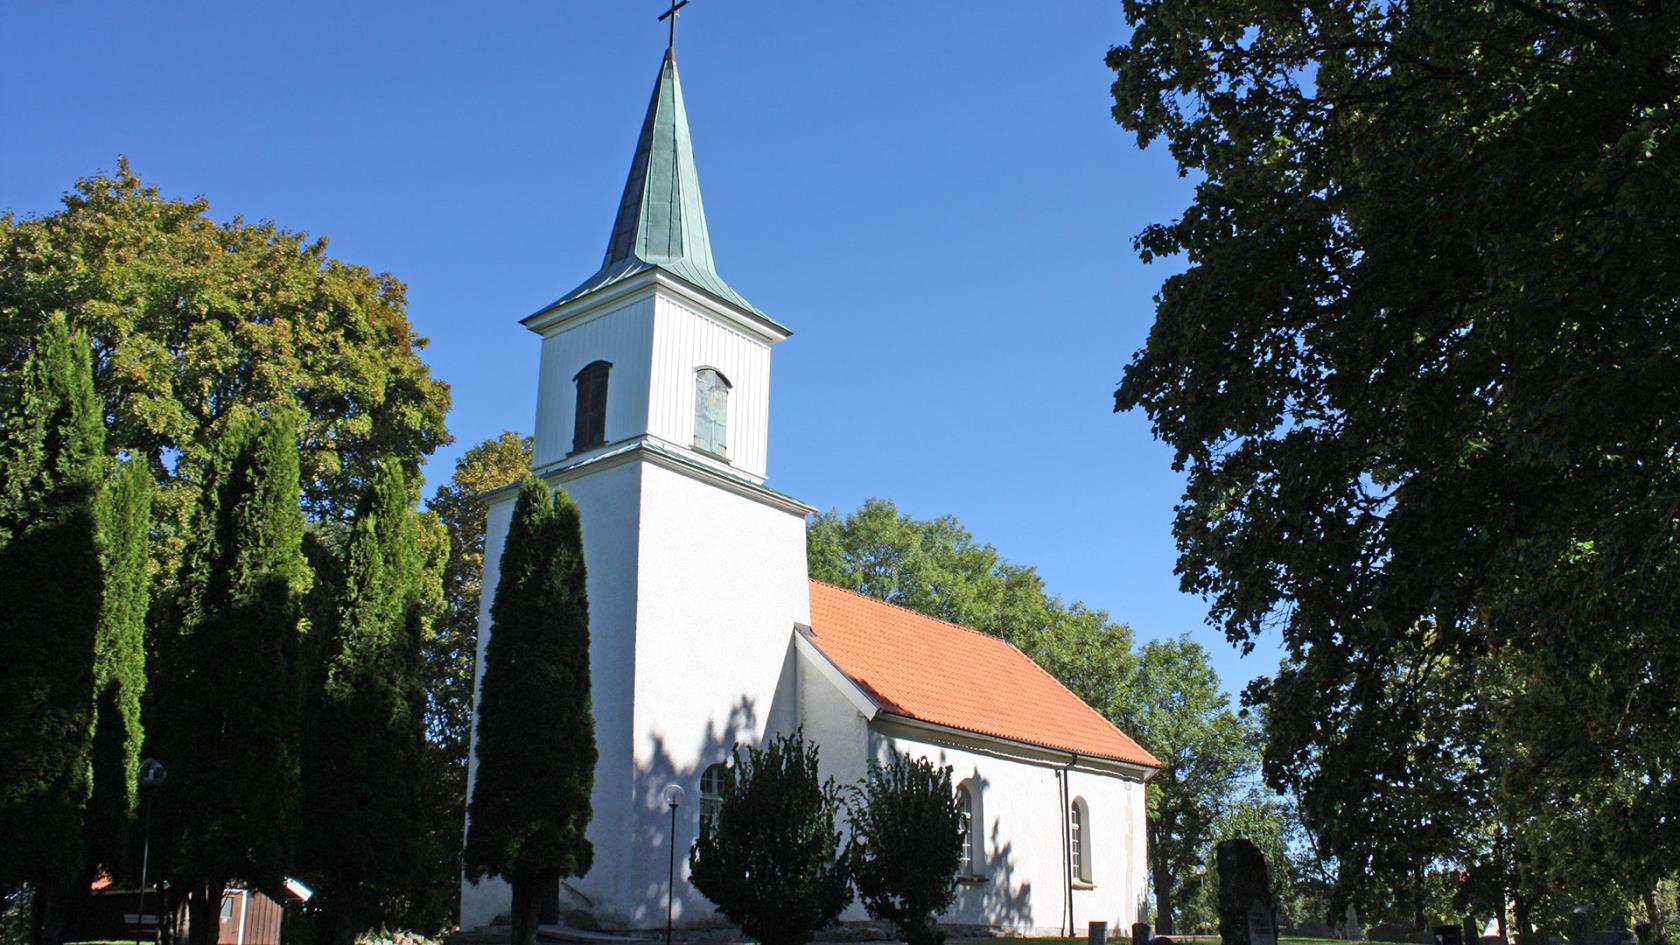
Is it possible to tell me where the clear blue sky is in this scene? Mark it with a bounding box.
[1,1,1282,701]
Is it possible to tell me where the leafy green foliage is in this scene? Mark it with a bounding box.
[85,458,152,879]
[0,159,451,577]
[688,733,853,945]
[303,463,443,943]
[1120,636,1258,933]
[849,755,965,945]
[418,432,531,927]
[464,477,594,945]
[808,498,1135,715]
[149,407,310,940]
[1108,0,1680,922]
[0,314,105,916]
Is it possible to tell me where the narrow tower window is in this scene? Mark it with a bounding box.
[573,360,611,453]
[693,368,730,458]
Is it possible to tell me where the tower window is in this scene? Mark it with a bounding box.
[572,360,611,453]
[693,368,730,458]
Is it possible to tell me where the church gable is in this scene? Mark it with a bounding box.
[801,580,1161,770]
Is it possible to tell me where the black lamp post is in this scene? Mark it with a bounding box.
[662,783,686,945]
[135,758,167,945]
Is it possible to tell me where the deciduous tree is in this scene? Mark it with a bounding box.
[464,477,594,945]
[1108,0,1679,921]
[0,160,451,576]
[1118,636,1258,933]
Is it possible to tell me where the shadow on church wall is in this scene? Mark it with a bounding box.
[942,765,1035,931]
[617,694,763,930]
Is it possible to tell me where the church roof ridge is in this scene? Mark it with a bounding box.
[807,579,1031,650]
[540,48,774,324]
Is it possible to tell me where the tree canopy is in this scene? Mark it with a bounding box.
[1108,0,1679,925]
[0,160,451,571]
[1123,636,1259,934]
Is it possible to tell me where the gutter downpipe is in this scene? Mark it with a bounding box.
[1060,753,1079,938]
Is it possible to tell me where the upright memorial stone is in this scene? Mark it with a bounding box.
[1217,839,1278,945]
[1346,904,1363,941]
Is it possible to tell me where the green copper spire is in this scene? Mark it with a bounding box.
[545,48,769,320]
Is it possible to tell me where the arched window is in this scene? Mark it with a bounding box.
[572,360,611,453]
[1069,797,1092,883]
[692,368,730,458]
[956,780,980,876]
[699,763,728,834]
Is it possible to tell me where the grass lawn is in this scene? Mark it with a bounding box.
[953,937,1343,945]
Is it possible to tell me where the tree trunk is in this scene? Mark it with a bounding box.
[318,890,362,945]
[539,870,561,925]
[1643,890,1659,931]
[1414,866,1427,931]
[29,884,69,945]
[1513,890,1534,944]
[186,881,226,945]
[511,876,542,945]
[1153,861,1175,935]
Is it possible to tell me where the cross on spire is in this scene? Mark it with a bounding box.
[658,0,690,51]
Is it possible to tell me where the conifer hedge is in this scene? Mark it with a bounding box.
[465,476,595,945]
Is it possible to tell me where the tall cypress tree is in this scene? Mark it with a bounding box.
[302,463,435,944]
[464,477,595,945]
[85,458,153,882]
[151,408,309,945]
[0,313,106,944]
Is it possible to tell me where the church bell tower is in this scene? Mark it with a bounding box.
[462,33,815,930]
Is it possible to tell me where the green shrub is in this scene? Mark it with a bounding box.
[850,755,966,945]
[688,732,853,945]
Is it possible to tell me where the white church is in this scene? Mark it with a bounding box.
[461,39,1160,938]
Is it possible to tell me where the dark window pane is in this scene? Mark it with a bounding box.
[573,361,610,452]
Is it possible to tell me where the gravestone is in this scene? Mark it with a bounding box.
[1571,907,1596,945]
[1216,839,1277,945]
[1134,921,1152,945]
[1297,921,1337,939]
[1346,905,1363,941]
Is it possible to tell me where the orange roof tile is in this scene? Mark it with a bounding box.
[804,580,1161,769]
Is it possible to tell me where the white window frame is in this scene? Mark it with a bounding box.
[1070,796,1092,883]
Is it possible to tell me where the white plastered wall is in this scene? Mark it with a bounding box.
[624,460,809,927]
[877,726,1150,937]
[790,648,1151,939]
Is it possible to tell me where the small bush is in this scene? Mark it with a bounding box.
[688,732,853,945]
[850,756,965,945]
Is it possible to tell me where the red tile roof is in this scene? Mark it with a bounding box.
[804,580,1160,769]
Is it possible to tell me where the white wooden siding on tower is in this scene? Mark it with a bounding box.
[648,291,773,481]
[531,294,656,471]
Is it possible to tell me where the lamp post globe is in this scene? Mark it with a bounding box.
[663,783,685,945]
